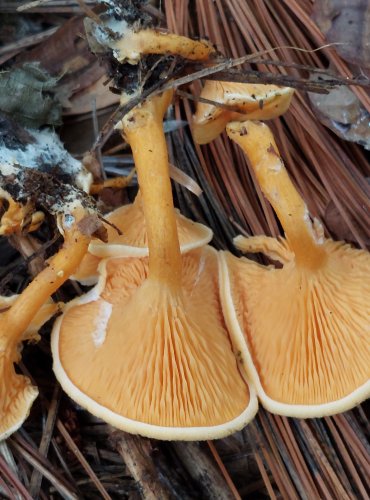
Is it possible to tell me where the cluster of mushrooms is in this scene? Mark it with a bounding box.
[0,24,369,442]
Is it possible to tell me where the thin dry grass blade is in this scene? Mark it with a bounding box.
[207,441,241,500]
[56,419,112,500]
[29,384,61,497]
[9,439,77,500]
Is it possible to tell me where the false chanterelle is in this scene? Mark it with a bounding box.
[220,120,370,417]
[52,86,258,439]
[192,80,294,144]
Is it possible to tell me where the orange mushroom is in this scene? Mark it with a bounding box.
[112,28,215,64]
[193,81,294,144]
[51,91,257,439]
[0,196,44,235]
[73,193,212,284]
[0,206,92,440]
[220,120,370,417]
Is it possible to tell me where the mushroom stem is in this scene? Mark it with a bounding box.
[227,121,326,269]
[89,170,135,194]
[0,207,90,346]
[120,90,181,290]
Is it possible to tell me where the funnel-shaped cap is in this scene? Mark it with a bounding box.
[52,247,258,440]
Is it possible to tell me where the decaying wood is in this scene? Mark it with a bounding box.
[112,432,172,500]
[172,442,235,500]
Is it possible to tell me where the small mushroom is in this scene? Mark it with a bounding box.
[220,120,370,417]
[73,193,213,285]
[0,206,93,440]
[51,91,257,439]
[193,81,294,144]
[0,196,44,235]
[113,28,215,64]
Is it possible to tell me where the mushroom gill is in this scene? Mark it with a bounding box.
[193,81,294,144]
[53,246,256,438]
[0,207,91,440]
[221,120,370,417]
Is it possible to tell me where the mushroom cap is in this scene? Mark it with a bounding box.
[52,246,257,440]
[73,196,213,284]
[0,362,38,441]
[220,238,370,417]
[193,81,294,144]
[0,297,58,440]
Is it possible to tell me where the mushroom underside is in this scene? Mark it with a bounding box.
[222,239,370,413]
[53,247,256,438]
[0,352,38,440]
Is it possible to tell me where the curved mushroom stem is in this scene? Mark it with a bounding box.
[0,198,44,235]
[119,90,182,291]
[227,121,326,269]
[90,169,135,194]
[114,29,215,64]
[0,206,91,348]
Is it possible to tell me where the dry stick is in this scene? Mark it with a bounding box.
[325,418,368,498]
[92,44,356,154]
[10,440,77,500]
[299,421,351,500]
[355,407,370,435]
[313,419,354,495]
[207,441,241,500]
[335,415,370,473]
[266,416,311,500]
[171,442,235,500]
[0,473,14,499]
[29,384,61,498]
[0,453,33,500]
[0,444,23,500]
[113,432,171,500]
[291,421,334,500]
[343,413,370,457]
[251,420,297,500]
[0,26,58,55]
[56,420,112,500]
[253,452,276,500]
[258,414,300,499]
[11,428,77,494]
[277,417,320,497]
[50,439,79,490]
